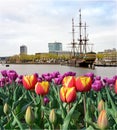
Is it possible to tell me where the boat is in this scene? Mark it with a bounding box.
[69,9,96,68]
[6,64,9,67]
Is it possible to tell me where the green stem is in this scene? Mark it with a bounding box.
[40,95,44,129]
[52,123,54,130]
[83,93,87,128]
[83,93,86,118]
[29,125,32,130]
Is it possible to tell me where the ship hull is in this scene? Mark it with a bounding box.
[69,52,96,68]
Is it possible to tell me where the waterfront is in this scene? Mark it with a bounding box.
[0,64,116,78]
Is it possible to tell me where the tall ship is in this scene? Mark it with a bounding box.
[69,9,96,68]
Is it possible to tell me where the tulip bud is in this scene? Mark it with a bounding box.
[97,110,108,129]
[98,100,105,112]
[114,79,117,94]
[3,103,9,115]
[25,106,35,125]
[49,109,57,124]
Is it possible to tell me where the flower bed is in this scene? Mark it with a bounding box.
[0,70,117,129]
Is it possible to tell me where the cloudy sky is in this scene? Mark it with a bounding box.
[0,0,116,56]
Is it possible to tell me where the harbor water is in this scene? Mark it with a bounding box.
[0,64,116,78]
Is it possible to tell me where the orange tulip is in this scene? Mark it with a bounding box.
[35,81,49,96]
[75,76,92,92]
[60,86,76,103]
[62,76,76,88]
[97,110,108,129]
[98,100,105,112]
[114,79,117,94]
[22,74,38,90]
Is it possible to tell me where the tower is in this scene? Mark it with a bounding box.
[20,45,27,55]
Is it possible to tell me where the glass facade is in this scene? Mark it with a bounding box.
[48,42,62,52]
[20,45,27,54]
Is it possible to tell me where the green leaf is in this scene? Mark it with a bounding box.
[62,101,78,130]
[11,111,24,130]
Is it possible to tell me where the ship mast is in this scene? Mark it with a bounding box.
[78,9,83,54]
[83,22,88,53]
[77,9,88,54]
[71,18,77,57]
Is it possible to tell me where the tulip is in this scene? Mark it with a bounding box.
[62,76,76,88]
[63,71,76,77]
[7,70,18,81]
[107,78,115,85]
[50,71,60,78]
[60,86,76,103]
[22,74,38,90]
[114,79,117,94]
[44,96,50,105]
[97,110,108,129]
[0,79,5,87]
[25,106,35,125]
[49,109,57,124]
[98,100,105,112]
[35,81,49,96]
[1,70,8,77]
[95,76,101,80]
[75,76,92,92]
[3,103,9,115]
[92,80,103,91]
[103,77,108,84]
[84,72,94,80]
[54,77,62,85]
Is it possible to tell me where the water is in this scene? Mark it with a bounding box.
[0,64,117,78]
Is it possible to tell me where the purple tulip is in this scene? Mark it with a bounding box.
[44,76,52,82]
[50,71,60,78]
[18,75,23,79]
[44,96,50,105]
[107,78,115,85]
[113,75,117,81]
[17,79,23,85]
[34,73,39,78]
[95,76,101,80]
[7,70,18,81]
[92,80,103,91]
[1,70,8,77]
[103,77,108,84]
[38,77,43,82]
[84,72,94,80]
[54,77,62,85]
[64,71,76,77]
[0,81,4,87]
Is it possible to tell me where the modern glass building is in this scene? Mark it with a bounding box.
[20,45,27,54]
[48,42,62,53]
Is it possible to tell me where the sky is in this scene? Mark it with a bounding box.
[0,0,117,56]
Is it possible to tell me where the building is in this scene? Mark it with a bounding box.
[48,42,62,53]
[20,45,27,55]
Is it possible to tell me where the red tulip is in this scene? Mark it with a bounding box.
[60,86,76,103]
[75,76,92,92]
[62,76,76,88]
[22,74,38,90]
[97,110,108,129]
[114,79,117,94]
[35,81,50,96]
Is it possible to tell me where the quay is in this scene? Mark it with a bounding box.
[94,60,117,67]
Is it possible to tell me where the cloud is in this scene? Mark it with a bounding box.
[0,0,116,56]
